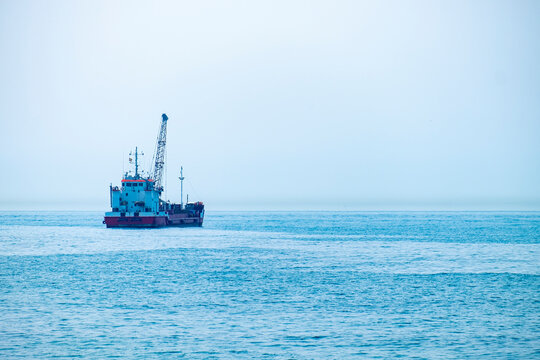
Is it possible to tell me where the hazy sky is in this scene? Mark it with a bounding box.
[1,0,539,210]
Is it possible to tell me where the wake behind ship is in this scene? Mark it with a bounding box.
[104,114,204,228]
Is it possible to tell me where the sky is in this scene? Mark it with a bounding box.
[0,0,539,211]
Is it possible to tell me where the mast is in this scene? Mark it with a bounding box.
[179,166,184,208]
[129,147,143,178]
[135,146,139,177]
[151,114,168,189]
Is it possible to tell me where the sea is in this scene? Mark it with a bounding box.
[0,211,539,359]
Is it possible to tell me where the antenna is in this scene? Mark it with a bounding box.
[179,166,184,208]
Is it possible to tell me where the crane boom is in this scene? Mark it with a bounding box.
[151,113,168,190]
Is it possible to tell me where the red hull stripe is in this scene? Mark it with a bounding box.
[121,179,153,183]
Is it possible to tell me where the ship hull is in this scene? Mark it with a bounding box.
[104,213,204,228]
[104,215,168,228]
[167,213,203,227]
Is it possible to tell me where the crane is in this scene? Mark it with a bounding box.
[151,113,168,190]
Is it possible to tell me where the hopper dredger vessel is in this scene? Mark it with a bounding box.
[104,114,204,228]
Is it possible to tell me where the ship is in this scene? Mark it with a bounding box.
[104,114,204,228]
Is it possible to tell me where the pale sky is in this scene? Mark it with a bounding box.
[1,0,539,210]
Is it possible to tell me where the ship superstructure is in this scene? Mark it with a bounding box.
[104,114,204,228]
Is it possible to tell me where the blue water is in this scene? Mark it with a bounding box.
[0,211,539,359]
